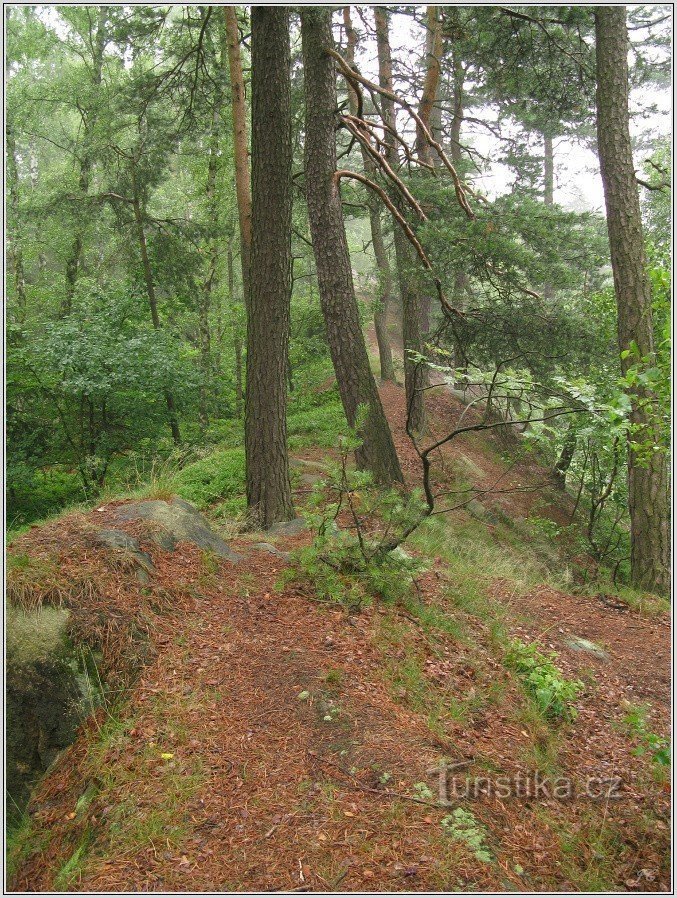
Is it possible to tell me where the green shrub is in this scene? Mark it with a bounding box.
[283,434,427,611]
[623,704,671,769]
[172,448,246,512]
[504,639,582,721]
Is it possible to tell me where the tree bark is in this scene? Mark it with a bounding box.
[62,6,107,316]
[343,6,395,382]
[245,6,295,528]
[416,7,443,167]
[301,7,403,486]
[223,6,252,310]
[375,6,426,433]
[595,6,669,595]
[416,6,443,342]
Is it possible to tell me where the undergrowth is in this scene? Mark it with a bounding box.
[504,639,583,722]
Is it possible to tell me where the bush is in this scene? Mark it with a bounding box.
[504,639,583,722]
[172,448,246,515]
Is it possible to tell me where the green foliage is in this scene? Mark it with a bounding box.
[172,448,246,516]
[504,639,582,722]
[285,431,427,611]
[623,704,671,770]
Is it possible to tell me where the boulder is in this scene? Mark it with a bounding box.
[110,498,241,562]
[6,605,103,819]
[267,517,308,538]
[93,529,155,582]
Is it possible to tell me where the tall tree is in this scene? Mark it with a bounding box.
[301,6,403,486]
[62,6,108,316]
[223,6,252,310]
[342,6,395,382]
[374,6,426,434]
[245,6,295,527]
[595,5,669,594]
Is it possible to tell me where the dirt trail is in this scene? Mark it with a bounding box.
[9,375,671,892]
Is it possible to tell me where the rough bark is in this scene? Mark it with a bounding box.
[223,6,252,309]
[374,6,426,433]
[416,7,443,167]
[62,6,107,316]
[595,6,669,595]
[343,6,395,382]
[301,7,403,486]
[245,6,294,527]
[131,166,182,446]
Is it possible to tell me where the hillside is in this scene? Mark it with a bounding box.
[7,377,670,893]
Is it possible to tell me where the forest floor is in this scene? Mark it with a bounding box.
[7,352,671,892]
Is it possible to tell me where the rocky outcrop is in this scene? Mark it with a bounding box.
[109,497,241,562]
[6,605,102,819]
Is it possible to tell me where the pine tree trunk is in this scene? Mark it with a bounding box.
[245,6,294,528]
[375,6,426,433]
[595,6,669,595]
[343,7,395,383]
[223,6,252,310]
[301,7,403,486]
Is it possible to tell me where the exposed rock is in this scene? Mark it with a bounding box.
[267,517,308,538]
[253,543,291,561]
[6,605,102,819]
[466,499,501,525]
[110,498,241,562]
[565,636,609,660]
[93,529,155,582]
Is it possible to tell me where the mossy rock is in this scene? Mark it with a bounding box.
[6,604,103,821]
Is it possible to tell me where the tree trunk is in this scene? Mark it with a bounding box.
[245,6,295,528]
[375,6,426,433]
[551,424,577,491]
[131,168,182,445]
[198,13,228,430]
[223,6,252,311]
[416,7,444,345]
[543,132,555,301]
[226,238,244,419]
[62,6,107,316]
[595,6,669,595]
[6,122,27,323]
[301,7,403,486]
[416,6,443,167]
[343,7,395,382]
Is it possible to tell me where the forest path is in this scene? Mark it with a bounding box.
[9,378,671,893]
